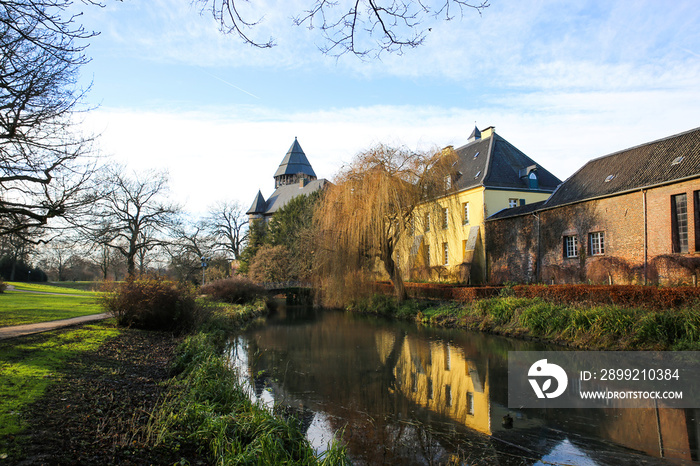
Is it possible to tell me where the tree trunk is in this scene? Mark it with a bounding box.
[391,270,408,303]
[381,242,407,302]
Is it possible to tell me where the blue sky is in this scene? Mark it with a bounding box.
[73,0,700,215]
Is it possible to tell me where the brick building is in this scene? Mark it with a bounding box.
[486,127,700,285]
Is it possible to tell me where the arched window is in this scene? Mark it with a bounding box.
[528,171,538,189]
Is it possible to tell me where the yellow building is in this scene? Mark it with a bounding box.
[400,126,561,284]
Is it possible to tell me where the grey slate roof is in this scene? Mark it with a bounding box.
[246,190,267,215]
[544,126,700,208]
[469,126,481,141]
[453,133,561,192]
[488,200,546,220]
[274,138,317,178]
[264,179,327,215]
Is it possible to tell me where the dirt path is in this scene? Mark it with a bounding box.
[0,313,112,340]
[5,284,88,297]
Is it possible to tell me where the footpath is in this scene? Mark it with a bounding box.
[0,313,111,340]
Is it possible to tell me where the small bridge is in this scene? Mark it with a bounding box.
[262,281,314,304]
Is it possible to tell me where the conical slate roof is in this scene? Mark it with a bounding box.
[273,138,317,178]
[468,125,481,141]
[246,190,267,215]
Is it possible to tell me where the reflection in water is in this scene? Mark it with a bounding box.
[229,305,699,465]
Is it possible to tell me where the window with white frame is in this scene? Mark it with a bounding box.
[425,244,430,266]
[508,198,518,208]
[442,207,448,229]
[443,242,449,266]
[564,235,578,258]
[425,212,430,232]
[466,392,474,415]
[589,232,605,256]
[444,175,451,190]
[463,202,470,224]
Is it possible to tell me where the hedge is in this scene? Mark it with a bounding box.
[375,282,700,310]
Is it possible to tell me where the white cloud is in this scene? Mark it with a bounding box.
[72,0,700,219]
[85,70,700,217]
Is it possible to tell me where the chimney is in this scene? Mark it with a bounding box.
[480,126,495,138]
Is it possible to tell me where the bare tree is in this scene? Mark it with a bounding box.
[0,0,102,240]
[197,0,489,57]
[88,167,181,277]
[316,144,456,301]
[167,219,216,283]
[205,200,248,261]
[36,236,78,280]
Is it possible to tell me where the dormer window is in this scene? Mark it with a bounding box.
[474,171,481,179]
[604,174,615,182]
[672,156,684,165]
[444,175,451,190]
[473,152,479,159]
[528,171,538,189]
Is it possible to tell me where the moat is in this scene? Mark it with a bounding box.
[229,305,699,465]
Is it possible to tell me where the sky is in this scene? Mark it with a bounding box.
[71,0,700,216]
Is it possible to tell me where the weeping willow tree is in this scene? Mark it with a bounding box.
[315,144,457,303]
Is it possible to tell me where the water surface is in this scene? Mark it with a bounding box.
[229,305,699,465]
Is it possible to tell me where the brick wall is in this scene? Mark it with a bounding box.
[486,178,700,285]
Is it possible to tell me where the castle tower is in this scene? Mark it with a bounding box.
[273,137,317,188]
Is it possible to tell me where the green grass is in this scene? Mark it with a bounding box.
[7,281,98,295]
[349,294,700,350]
[0,292,104,327]
[47,281,107,292]
[0,321,119,437]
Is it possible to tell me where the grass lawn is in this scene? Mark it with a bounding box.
[46,281,106,292]
[0,321,120,437]
[7,282,98,295]
[0,291,105,327]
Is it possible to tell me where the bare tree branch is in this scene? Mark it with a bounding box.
[0,0,101,241]
[193,0,274,48]
[198,0,489,57]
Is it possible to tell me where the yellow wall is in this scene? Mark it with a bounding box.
[391,335,491,434]
[397,187,553,283]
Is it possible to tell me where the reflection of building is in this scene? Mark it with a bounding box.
[387,332,698,462]
[246,138,328,222]
[391,336,491,434]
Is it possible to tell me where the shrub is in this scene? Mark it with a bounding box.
[248,245,294,283]
[200,276,266,304]
[0,279,6,293]
[101,276,204,333]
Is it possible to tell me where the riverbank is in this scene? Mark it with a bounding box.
[347,293,700,350]
[148,300,347,465]
[1,298,347,464]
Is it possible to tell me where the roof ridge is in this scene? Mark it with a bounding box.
[479,133,497,186]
